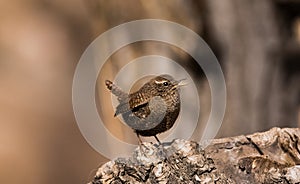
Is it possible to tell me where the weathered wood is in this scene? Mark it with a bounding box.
[206,127,300,183]
[89,127,300,183]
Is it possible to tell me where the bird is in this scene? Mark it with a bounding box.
[105,74,184,143]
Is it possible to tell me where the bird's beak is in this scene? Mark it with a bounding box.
[177,78,188,87]
[172,78,188,89]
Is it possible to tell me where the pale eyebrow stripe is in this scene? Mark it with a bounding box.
[154,79,167,84]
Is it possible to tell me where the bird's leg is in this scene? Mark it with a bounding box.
[136,133,150,154]
[154,135,161,144]
[136,133,143,145]
[154,135,167,157]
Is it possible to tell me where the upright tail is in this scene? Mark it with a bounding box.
[105,80,128,101]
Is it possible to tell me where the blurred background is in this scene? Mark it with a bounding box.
[1,0,299,183]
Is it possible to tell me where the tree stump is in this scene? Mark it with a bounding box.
[89,127,300,183]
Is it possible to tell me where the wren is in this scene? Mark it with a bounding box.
[105,74,183,143]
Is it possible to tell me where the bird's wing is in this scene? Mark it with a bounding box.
[114,100,130,116]
[129,92,150,112]
[114,90,150,116]
[114,98,149,117]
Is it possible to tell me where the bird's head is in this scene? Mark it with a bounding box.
[150,74,186,95]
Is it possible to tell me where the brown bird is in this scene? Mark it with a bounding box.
[105,74,183,143]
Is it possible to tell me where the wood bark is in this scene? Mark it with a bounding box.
[89,127,300,183]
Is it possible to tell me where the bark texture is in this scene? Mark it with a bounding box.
[90,127,300,183]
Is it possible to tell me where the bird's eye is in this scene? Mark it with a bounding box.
[163,82,168,86]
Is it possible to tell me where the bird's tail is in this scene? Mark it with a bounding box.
[105,80,128,101]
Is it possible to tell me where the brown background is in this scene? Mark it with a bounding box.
[0,0,299,183]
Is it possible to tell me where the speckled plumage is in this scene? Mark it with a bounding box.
[105,75,181,142]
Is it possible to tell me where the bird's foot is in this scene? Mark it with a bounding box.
[154,135,161,145]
